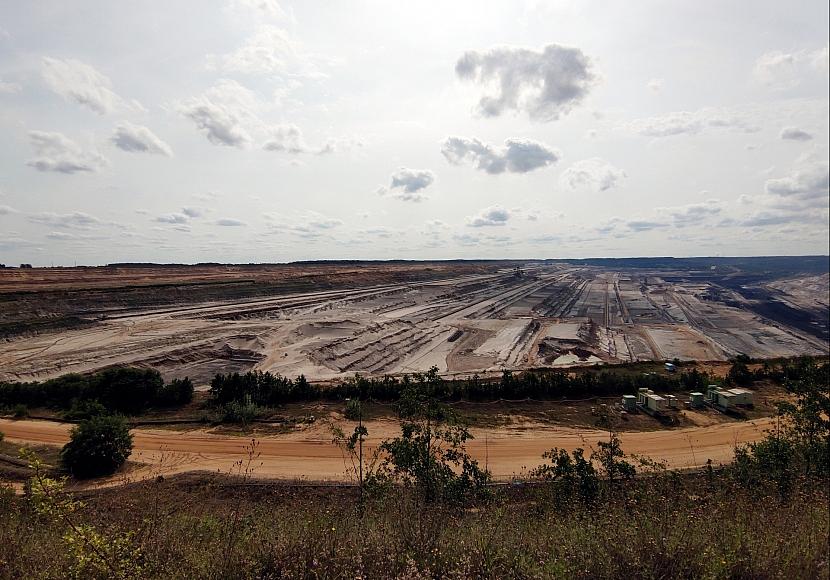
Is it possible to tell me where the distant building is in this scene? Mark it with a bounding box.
[706,385,754,410]
[664,362,676,373]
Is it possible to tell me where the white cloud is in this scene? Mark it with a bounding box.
[658,199,723,227]
[754,44,829,88]
[779,126,813,141]
[41,57,134,114]
[378,168,435,202]
[26,131,108,174]
[262,124,332,154]
[0,78,21,94]
[178,80,255,147]
[559,158,626,192]
[626,108,760,137]
[28,211,102,229]
[441,136,559,174]
[215,218,247,226]
[182,207,205,218]
[111,121,173,156]
[466,205,511,227]
[231,0,287,20]
[455,44,595,121]
[155,213,190,224]
[765,160,829,204]
[0,205,18,215]
[647,78,663,92]
[207,25,319,78]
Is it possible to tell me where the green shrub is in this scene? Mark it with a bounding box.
[61,415,133,479]
[12,404,29,418]
[222,396,261,426]
[344,399,362,421]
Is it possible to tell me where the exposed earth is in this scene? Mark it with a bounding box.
[1,258,827,385]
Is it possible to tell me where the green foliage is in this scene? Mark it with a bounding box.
[531,447,599,507]
[208,362,714,407]
[595,433,636,486]
[12,403,28,418]
[63,399,109,421]
[377,367,490,504]
[0,367,190,415]
[726,357,753,386]
[343,398,362,421]
[23,449,144,578]
[221,395,262,426]
[61,415,133,479]
[156,377,194,407]
[732,359,829,496]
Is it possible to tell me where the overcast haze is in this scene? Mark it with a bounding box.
[0,0,828,265]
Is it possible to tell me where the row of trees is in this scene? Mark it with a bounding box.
[0,368,193,414]
[210,365,712,407]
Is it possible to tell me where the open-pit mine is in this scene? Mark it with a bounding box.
[1,257,826,385]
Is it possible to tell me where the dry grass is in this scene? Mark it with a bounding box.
[1,469,827,579]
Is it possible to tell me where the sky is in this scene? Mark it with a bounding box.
[0,0,828,265]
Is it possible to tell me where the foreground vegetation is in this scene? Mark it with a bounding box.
[0,356,827,578]
[0,469,826,579]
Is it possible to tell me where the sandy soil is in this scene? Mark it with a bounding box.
[1,264,825,385]
[0,417,774,484]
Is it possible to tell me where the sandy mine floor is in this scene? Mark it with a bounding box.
[1,264,826,385]
[0,416,774,485]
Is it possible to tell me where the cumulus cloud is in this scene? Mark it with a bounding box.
[599,200,725,234]
[155,213,190,224]
[765,161,829,204]
[179,80,255,147]
[559,158,626,192]
[111,122,173,156]
[779,126,813,141]
[26,131,108,174]
[231,0,287,19]
[0,78,21,93]
[466,206,511,227]
[441,136,559,174]
[28,211,101,229]
[754,45,829,88]
[41,57,135,114]
[647,78,664,92]
[262,124,333,154]
[207,25,319,78]
[377,168,435,202]
[626,108,760,137]
[215,218,247,226]
[455,44,595,121]
[658,200,724,227]
[266,210,342,239]
[182,207,205,218]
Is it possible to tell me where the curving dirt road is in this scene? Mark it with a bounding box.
[0,417,774,484]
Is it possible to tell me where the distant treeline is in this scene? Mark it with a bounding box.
[209,366,713,408]
[0,368,193,414]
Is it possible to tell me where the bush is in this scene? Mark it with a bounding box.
[12,404,28,418]
[61,415,133,479]
[344,399,362,421]
[222,396,261,426]
[63,399,108,421]
[156,377,194,407]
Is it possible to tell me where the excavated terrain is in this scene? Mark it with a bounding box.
[1,260,827,384]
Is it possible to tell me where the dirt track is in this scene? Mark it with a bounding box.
[0,417,774,483]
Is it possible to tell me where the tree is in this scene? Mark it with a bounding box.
[61,415,133,479]
[726,356,753,386]
[594,432,635,489]
[532,447,598,507]
[378,367,490,503]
